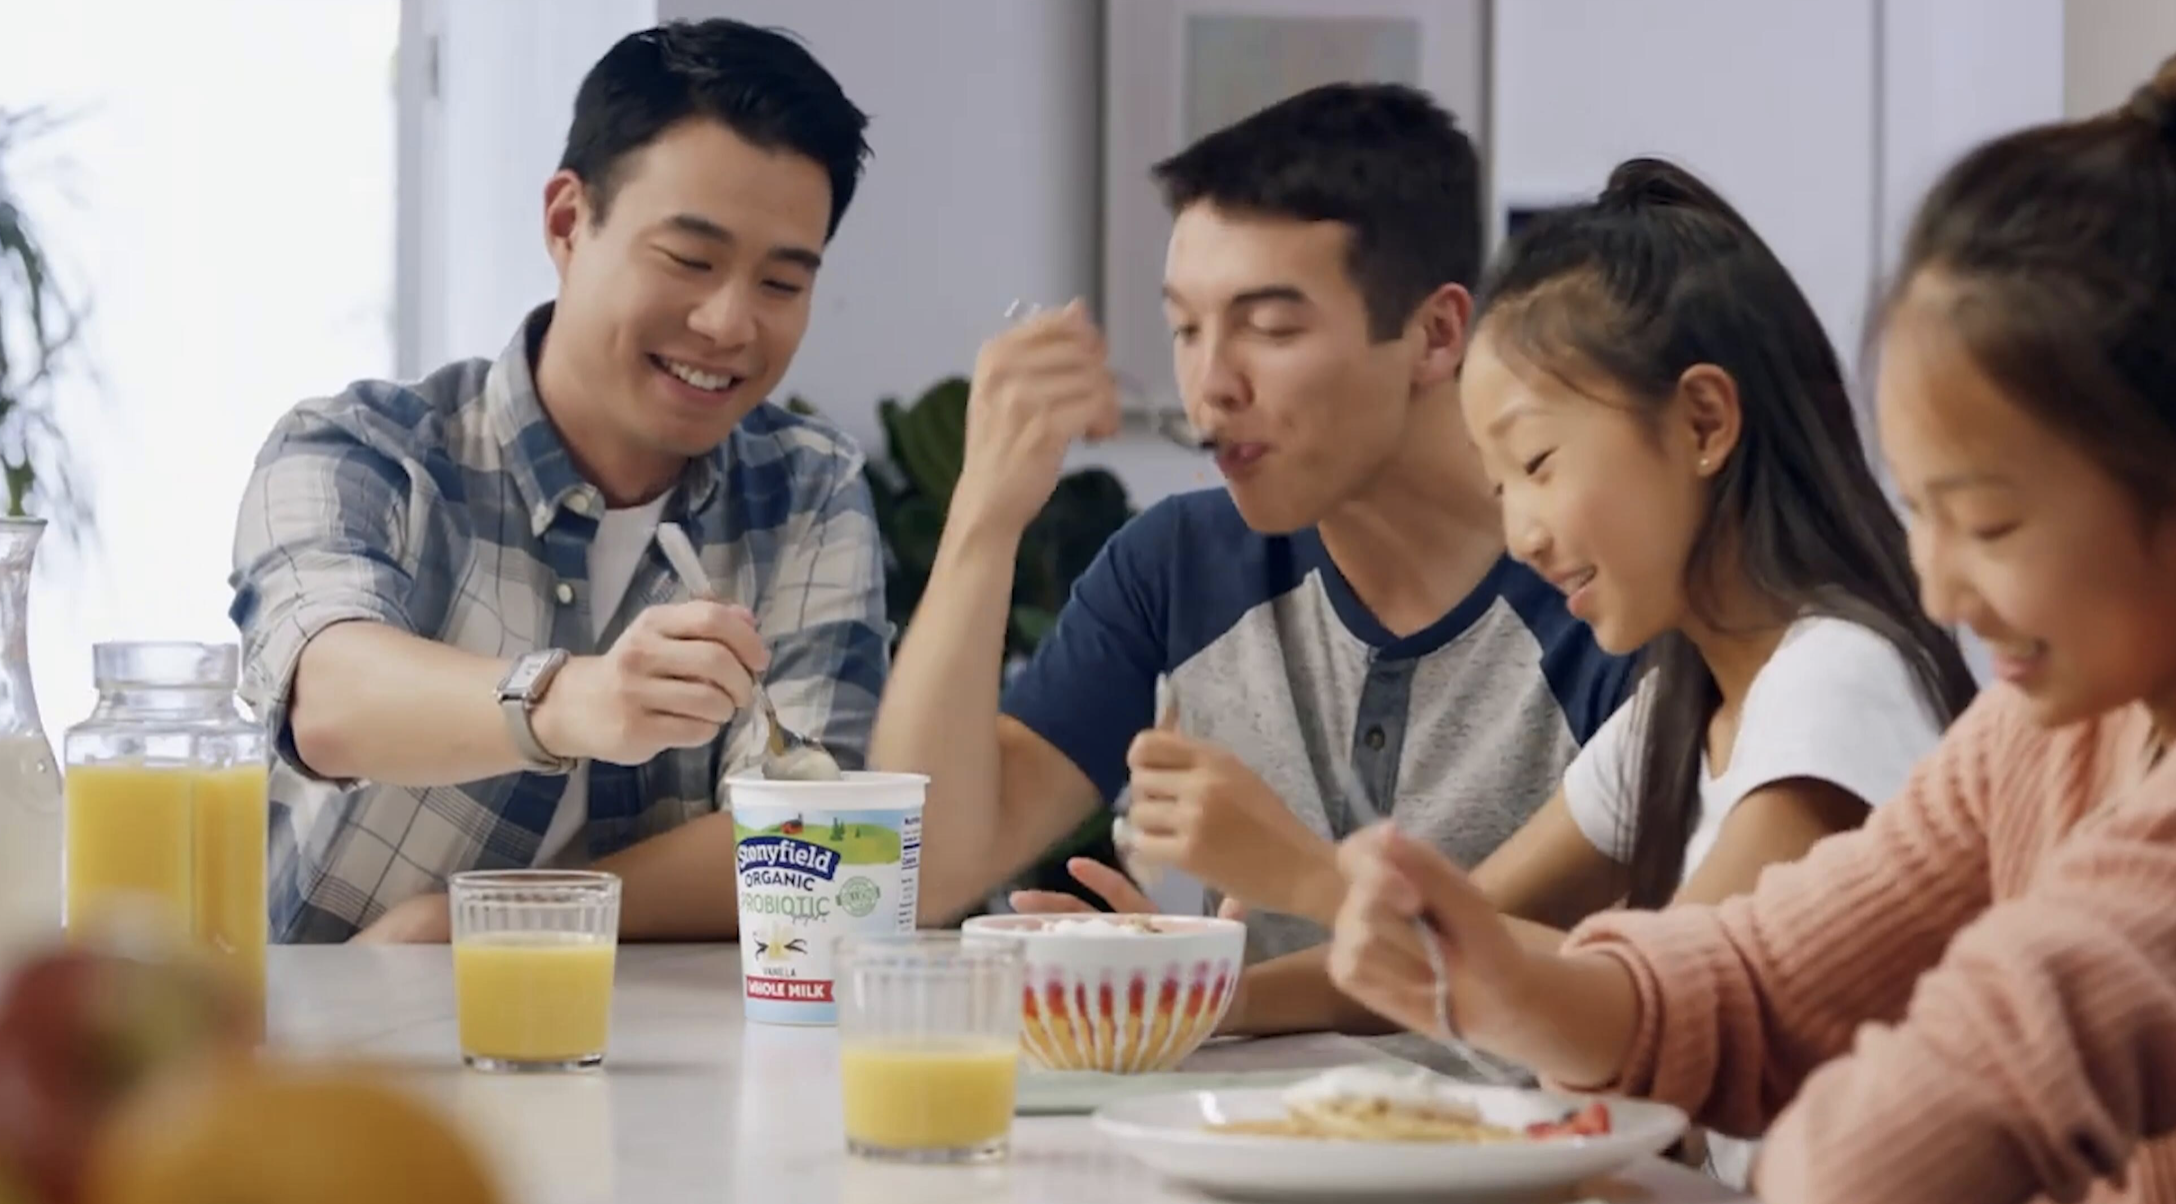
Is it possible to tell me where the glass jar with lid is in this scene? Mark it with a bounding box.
[63,641,269,1028]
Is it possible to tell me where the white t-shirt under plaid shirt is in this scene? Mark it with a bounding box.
[229,304,889,942]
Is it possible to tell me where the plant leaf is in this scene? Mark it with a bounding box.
[1008,604,1058,647]
[0,105,93,536]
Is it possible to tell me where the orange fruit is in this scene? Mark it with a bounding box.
[83,1061,502,1204]
[0,942,254,1204]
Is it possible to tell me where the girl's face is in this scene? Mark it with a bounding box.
[1461,328,1727,654]
[1878,273,2176,729]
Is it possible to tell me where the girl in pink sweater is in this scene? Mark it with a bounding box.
[1327,60,2176,1204]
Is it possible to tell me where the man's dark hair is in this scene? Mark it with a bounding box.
[559,19,871,239]
[1150,83,1481,340]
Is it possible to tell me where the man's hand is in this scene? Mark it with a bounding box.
[1124,730,1343,924]
[352,892,451,944]
[534,599,768,766]
[948,300,1123,539]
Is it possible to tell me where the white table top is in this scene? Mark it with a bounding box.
[268,945,1752,1204]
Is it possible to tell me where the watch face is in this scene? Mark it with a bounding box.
[501,653,547,698]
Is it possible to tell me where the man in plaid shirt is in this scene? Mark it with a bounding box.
[228,20,886,943]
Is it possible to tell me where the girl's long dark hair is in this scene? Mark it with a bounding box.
[1476,158,1979,907]
[1885,55,2176,520]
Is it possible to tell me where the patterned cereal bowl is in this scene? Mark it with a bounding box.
[960,913,1246,1074]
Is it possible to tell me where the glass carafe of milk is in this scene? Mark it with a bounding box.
[0,519,63,956]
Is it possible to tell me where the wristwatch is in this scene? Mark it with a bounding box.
[497,649,578,774]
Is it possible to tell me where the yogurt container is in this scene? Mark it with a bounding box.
[728,771,926,1025]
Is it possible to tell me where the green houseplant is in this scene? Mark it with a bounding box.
[0,107,90,531]
[792,379,1137,907]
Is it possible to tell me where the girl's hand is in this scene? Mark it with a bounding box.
[1327,824,1535,1049]
[1009,857,1157,915]
[1010,857,1247,924]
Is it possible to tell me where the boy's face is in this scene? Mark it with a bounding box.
[1161,203,1448,533]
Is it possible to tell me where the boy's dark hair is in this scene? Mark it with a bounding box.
[1151,83,1481,341]
[1477,158,1978,907]
[1885,53,2176,517]
[559,20,871,239]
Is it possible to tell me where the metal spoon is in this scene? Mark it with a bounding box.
[1112,812,1160,892]
[1326,758,1522,1086]
[653,523,843,782]
[1111,703,1184,895]
[1002,298,1210,451]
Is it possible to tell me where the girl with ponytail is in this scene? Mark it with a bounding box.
[1462,155,1973,940]
[1453,156,1977,1184]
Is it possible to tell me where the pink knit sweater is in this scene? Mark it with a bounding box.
[1563,685,2176,1204]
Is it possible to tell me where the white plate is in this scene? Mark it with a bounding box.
[1092,1084,1687,1200]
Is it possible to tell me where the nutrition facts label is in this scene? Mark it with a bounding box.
[895,813,920,930]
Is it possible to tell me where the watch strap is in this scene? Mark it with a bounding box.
[498,650,577,775]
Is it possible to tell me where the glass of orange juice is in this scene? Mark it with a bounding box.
[835,931,1025,1164]
[450,870,620,1072]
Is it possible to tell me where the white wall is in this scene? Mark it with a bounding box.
[2,0,398,734]
[1492,0,1882,365]
[1881,0,2066,276]
[2065,0,2176,118]
[1490,0,2066,356]
[400,0,658,374]
[653,0,1103,462]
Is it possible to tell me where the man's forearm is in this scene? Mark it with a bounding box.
[360,811,744,944]
[288,621,532,786]
[1224,945,1402,1038]
[868,517,1020,918]
[593,811,741,940]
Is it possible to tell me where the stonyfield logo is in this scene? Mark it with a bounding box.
[736,835,842,882]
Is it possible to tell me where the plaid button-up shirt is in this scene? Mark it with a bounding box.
[231,306,888,942]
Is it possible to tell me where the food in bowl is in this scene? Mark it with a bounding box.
[960,913,1244,1074]
[1042,915,1179,936]
[1207,1066,1615,1143]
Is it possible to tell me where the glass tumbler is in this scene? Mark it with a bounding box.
[834,931,1026,1164]
[450,870,621,1072]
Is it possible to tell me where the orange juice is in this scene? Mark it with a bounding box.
[64,763,193,935]
[453,932,616,1064]
[839,1040,1019,1151]
[191,764,268,1031]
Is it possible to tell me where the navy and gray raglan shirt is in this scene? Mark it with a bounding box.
[1002,488,1637,962]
